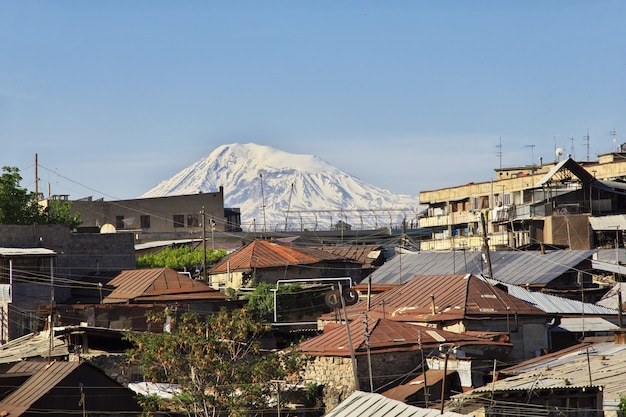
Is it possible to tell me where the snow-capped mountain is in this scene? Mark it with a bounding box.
[141,143,423,232]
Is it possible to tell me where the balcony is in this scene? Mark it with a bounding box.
[419,214,450,228]
[419,233,509,252]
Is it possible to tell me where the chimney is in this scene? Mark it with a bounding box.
[431,294,436,315]
[614,329,626,345]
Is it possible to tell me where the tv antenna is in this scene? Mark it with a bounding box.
[583,129,590,161]
[610,129,618,152]
[259,173,267,234]
[496,137,503,169]
[524,144,536,174]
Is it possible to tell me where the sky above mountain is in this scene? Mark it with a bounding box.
[3,1,626,201]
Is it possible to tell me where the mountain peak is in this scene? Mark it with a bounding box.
[141,143,422,231]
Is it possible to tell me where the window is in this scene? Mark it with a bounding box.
[173,215,184,228]
[116,216,125,229]
[187,214,199,227]
[502,193,511,205]
[140,215,151,229]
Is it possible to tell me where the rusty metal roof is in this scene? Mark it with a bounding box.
[333,274,546,323]
[382,369,456,402]
[104,267,223,303]
[210,239,354,273]
[0,361,141,416]
[0,362,82,416]
[312,244,384,267]
[298,317,510,357]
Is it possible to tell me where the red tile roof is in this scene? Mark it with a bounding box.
[328,274,546,322]
[103,267,225,304]
[210,239,353,273]
[298,317,510,357]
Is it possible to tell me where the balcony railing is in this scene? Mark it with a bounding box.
[419,232,509,252]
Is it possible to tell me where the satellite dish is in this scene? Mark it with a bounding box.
[556,148,565,157]
[100,223,117,234]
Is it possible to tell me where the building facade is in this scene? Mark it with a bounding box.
[418,153,626,251]
[45,188,242,242]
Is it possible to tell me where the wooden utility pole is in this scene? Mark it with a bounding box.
[480,210,494,279]
[201,207,207,283]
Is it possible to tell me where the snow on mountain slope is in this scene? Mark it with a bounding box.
[141,143,423,231]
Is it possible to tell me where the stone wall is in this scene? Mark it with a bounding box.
[304,350,423,413]
[303,356,355,412]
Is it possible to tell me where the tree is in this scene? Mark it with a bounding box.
[126,308,305,417]
[0,166,43,224]
[246,282,331,322]
[0,166,81,228]
[136,246,227,271]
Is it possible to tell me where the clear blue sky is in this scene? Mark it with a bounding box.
[2,1,625,200]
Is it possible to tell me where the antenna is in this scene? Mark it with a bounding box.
[610,129,618,152]
[553,134,559,162]
[569,136,575,159]
[284,182,294,232]
[259,174,267,234]
[524,144,536,174]
[583,129,590,161]
[496,137,503,169]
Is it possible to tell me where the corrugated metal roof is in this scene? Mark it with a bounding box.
[0,361,81,416]
[299,318,510,357]
[369,250,595,286]
[210,239,353,273]
[461,340,626,407]
[588,214,626,230]
[596,282,626,310]
[553,317,619,332]
[323,274,545,324]
[382,369,456,402]
[104,267,222,303]
[313,244,383,266]
[484,277,618,315]
[0,361,141,416]
[324,390,470,417]
[0,331,68,363]
[0,247,57,256]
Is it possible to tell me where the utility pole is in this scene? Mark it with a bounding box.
[201,207,207,283]
[48,257,55,363]
[35,154,39,200]
[480,210,494,279]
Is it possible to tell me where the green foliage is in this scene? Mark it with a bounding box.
[0,166,82,228]
[126,308,306,417]
[620,394,626,413]
[44,199,82,229]
[136,246,227,270]
[246,282,332,321]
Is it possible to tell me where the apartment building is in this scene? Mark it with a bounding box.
[418,152,626,251]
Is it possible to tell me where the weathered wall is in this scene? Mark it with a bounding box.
[548,214,591,249]
[0,225,136,340]
[304,350,422,413]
